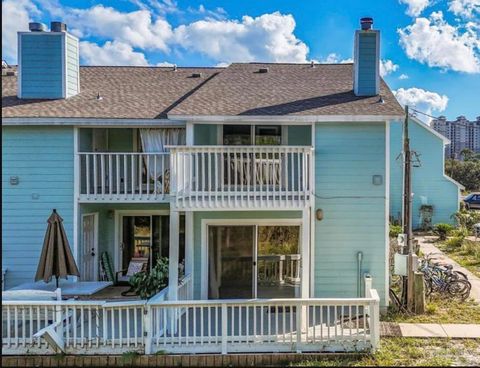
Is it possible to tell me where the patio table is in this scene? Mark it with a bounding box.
[10,280,113,297]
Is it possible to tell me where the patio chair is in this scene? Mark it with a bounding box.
[116,257,149,284]
[99,251,115,283]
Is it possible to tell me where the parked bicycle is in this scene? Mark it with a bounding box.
[420,253,471,301]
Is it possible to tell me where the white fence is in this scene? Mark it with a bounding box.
[2,279,379,355]
[78,152,170,202]
[148,296,379,354]
[169,146,314,209]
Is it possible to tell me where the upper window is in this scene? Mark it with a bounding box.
[223,125,282,145]
[255,125,281,145]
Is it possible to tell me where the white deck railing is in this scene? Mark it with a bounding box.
[169,146,314,209]
[2,280,379,355]
[78,152,170,202]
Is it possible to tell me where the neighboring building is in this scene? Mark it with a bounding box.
[1,18,456,355]
[432,115,480,159]
[390,117,463,229]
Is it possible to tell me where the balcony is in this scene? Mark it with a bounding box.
[77,146,314,208]
[169,146,314,210]
[78,152,170,202]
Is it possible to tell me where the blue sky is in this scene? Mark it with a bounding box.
[2,0,479,120]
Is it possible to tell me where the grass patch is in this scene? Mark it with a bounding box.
[438,239,480,278]
[382,295,480,324]
[293,338,480,366]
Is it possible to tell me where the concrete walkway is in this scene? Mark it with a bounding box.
[381,322,480,338]
[417,235,480,302]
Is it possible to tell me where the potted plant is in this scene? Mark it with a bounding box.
[128,257,169,299]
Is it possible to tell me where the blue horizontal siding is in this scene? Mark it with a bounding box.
[315,122,387,306]
[2,126,75,289]
[390,119,460,228]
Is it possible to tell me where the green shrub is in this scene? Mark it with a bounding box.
[451,210,480,234]
[389,225,402,238]
[129,257,169,299]
[444,236,464,250]
[461,240,480,261]
[433,223,454,240]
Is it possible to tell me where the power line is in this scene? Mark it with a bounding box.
[408,107,442,121]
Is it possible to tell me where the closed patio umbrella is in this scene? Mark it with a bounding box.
[35,209,80,288]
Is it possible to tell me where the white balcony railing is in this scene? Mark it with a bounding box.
[169,146,314,209]
[78,152,170,202]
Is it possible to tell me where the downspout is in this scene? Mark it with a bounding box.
[357,251,363,297]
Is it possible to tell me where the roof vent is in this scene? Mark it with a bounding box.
[173,64,177,72]
[310,61,315,68]
[50,22,67,32]
[29,22,47,32]
[191,72,202,78]
[258,67,269,73]
[360,17,373,31]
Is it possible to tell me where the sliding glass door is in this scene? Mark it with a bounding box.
[208,224,300,299]
[208,226,255,299]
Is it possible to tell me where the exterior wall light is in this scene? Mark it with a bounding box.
[316,208,324,221]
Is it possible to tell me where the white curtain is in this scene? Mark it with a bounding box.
[139,128,185,153]
[139,128,186,190]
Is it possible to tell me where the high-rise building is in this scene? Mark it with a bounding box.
[432,115,480,159]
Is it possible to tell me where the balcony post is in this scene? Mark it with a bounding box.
[185,211,194,297]
[168,210,179,301]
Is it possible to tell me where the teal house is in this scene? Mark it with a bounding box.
[1,17,457,356]
[390,117,463,229]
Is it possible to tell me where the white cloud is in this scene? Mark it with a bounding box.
[448,0,480,19]
[1,0,40,63]
[319,53,352,63]
[394,87,448,121]
[380,59,399,77]
[64,5,173,52]
[399,0,431,17]
[4,2,309,66]
[80,41,149,66]
[398,11,480,73]
[156,61,175,66]
[399,73,409,79]
[173,12,308,63]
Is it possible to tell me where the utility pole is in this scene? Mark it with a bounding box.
[402,106,415,311]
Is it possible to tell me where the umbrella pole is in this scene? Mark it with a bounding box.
[56,276,59,289]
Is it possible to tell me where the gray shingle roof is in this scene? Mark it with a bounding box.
[2,63,404,119]
[169,63,404,117]
[2,66,220,119]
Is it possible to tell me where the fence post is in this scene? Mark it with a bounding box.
[54,288,64,341]
[370,296,380,351]
[414,271,425,314]
[221,303,228,354]
[144,303,152,354]
[364,274,372,297]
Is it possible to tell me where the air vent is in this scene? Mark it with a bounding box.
[191,72,202,78]
[29,22,47,32]
[51,22,67,32]
[258,67,269,73]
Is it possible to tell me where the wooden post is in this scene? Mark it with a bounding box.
[414,272,425,314]
[402,106,415,311]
